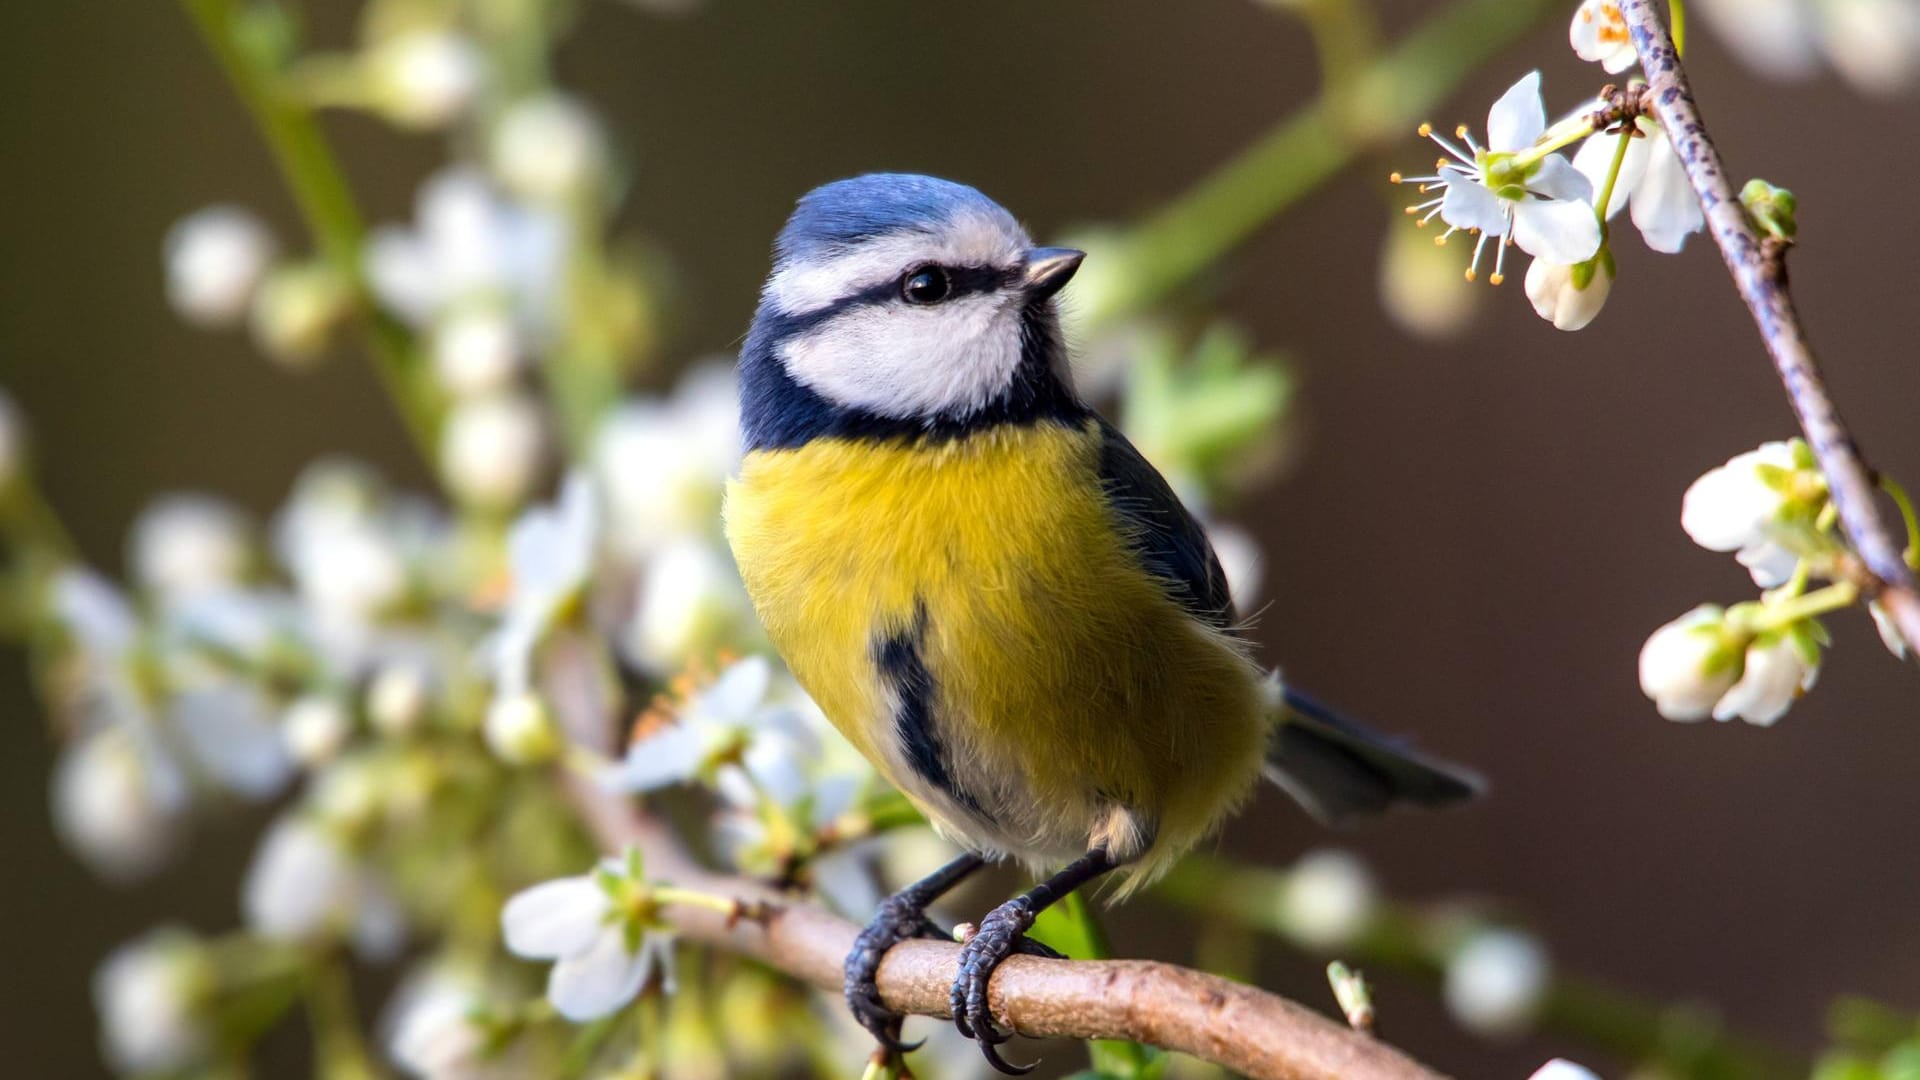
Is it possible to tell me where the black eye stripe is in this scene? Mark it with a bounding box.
[806,264,1019,318]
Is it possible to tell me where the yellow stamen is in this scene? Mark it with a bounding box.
[1389,171,1403,184]
[1464,268,1476,281]
[1418,123,1433,137]
[1455,124,1470,139]
[1489,272,1505,286]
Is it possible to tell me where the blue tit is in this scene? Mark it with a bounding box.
[723,173,1478,1070]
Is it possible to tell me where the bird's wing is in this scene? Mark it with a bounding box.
[1092,418,1237,632]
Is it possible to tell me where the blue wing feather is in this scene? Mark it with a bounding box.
[1093,418,1236,632]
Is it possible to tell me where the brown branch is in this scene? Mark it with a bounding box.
[1619,0,1920,653]
[563,773,1450,1080]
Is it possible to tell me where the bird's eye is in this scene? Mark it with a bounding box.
[901,266,951,304]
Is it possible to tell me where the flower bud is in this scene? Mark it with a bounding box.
[490,94,607,201]
[1280,849,1378,950]
[1681,440,1813,587]
[484,692,561,765]
[249,261,352,368]
[431,307,521,398]
[1569,0,1636,73]
[1740,179,1798,243]
[93,930,213,1074]
[130,495,251,603]
[370,32,485,130]
[1715,628,1821,726]
[367,664,432,738]
[1524,252,1613,332]
[1444,929,1549,1037]
[283,695,353,765]
[166,206,278,327]
[1639,605,1744,721]
[439,393,546,510]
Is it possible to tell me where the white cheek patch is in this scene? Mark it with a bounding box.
[778,295,1026,419]
[765,210,1028,317]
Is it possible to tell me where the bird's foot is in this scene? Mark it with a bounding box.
[949,898,1057,1075]
[845,894,950,1053]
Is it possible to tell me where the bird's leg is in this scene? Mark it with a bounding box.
[846,852,986,1053]
[950,847,1117,1075]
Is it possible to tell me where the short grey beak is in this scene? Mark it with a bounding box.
[1022,247,1085,298]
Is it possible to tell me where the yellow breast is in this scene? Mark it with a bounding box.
[722,421,1268,883]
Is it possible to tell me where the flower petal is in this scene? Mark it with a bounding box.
[1630,130,1705,253]
[1487,71,1546,152]
[1438,170,1510,236]
[1511,197,1602,264]
[546,927,650,1022]
[501,876,606,959]
[1527,156,1594,204]
[696,655,772,724]
[1571,130,1647,220]
[604,724,707,793]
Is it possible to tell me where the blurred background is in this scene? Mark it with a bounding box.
[3,1,1918,1076]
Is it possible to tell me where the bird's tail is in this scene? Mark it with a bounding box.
[1263,681,1483,826]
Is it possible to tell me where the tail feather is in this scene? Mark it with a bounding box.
[1265,687,1483,826]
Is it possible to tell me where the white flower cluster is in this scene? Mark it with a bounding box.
[1393,4,1711,332]
[1640,440,1909,726]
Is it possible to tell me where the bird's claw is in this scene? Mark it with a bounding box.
[949,897,1049,1075]
[846,895,948,1053]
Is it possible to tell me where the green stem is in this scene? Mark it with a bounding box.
[1669,0,1688,56]
[178,0,440,461]
[1156,855,1804,1080]
[304,954,384,1080]
[1754,580,1859,632]
[1084,0,1556,327]
[1593,129,1635,232]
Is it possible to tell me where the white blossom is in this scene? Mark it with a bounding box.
[488,473,599,694]
[243,815,405,959]
[366,168,565,334]
[1207,522,1264,613]
[1570,0,1637,73]
[440,392,546,510]
[1572,121,1705,255]
[284,694,354,765]
[275,463,411,637]
[94,930,210,1074]
[1680,441,1808,586]
[500,856,677,1022]
[53,726,189,881]
[607,655,818,793]
[1444,929,1549,1037]
[1524,254,1613,331]
[432,306,523,399]
[1639,605,1743,721]
[1280,849,1378,950]
[1400,72,1602,284]
[169,681,295,798]
[490,94,607,201]
[371,32,486,130]
[1715,631,1821,725]
[130,495,252,604]
[592,364,741,561]
[622,539,757,675]
[165,206,277,327]
[383,963,520,1080]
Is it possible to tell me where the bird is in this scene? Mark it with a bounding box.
[723,173,1479,1072]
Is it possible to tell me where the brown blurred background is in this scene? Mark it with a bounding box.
[3,1,1918,1076]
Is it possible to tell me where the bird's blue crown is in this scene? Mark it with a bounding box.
[773,173,1023,269]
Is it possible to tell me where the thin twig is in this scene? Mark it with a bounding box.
[562,773,1450,1080]
[1618,0,1920,654]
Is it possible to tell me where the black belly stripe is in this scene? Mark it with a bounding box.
[872,606,988,821]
